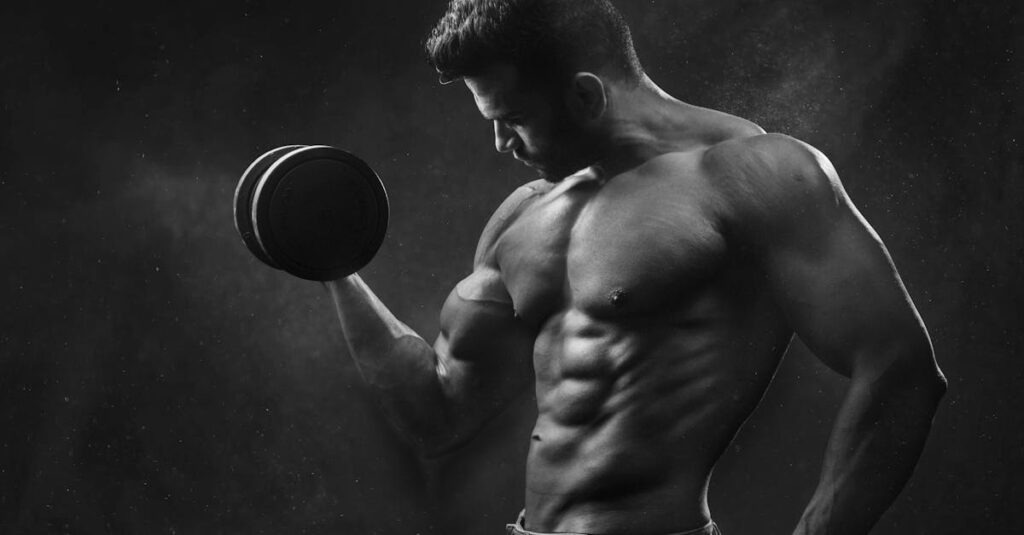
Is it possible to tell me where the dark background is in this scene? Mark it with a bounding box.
[1,0,1020,533]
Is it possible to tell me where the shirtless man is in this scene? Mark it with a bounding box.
[325,1,947,533]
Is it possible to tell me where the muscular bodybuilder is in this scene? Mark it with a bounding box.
[325,1,947,534]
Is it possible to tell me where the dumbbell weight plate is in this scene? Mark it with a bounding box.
[251,145,389,281]
[233,145,305,268]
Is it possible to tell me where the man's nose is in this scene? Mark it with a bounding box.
[493,121,518,153]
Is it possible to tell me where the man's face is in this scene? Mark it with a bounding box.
[464,64,595,182]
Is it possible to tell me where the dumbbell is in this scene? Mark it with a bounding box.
[233,145,389,281]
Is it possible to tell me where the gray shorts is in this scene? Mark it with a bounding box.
[505,510,721,535]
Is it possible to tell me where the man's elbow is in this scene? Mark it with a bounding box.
[905,359,947,409]
[854,334,946,408]
[906,336,946,401]
[878,341,947,409]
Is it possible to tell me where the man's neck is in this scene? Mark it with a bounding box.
[588,75,697,177]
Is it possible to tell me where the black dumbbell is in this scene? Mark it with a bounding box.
[233,145,389,281]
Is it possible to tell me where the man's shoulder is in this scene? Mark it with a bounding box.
[490,179,551,226]
[700,133,843,214]
[703,132,829,178]
[473,179,551,265]
[504,179,553,207]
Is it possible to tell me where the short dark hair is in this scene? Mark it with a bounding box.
[425,0,643,86]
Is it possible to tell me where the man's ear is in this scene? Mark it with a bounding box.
[565,72,607,122]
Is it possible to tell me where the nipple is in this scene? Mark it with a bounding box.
[609,288,627,308]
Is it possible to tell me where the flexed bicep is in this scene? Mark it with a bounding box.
[436,267,533,388]
[421,183,545,454]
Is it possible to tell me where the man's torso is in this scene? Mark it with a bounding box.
[445,118,795,534]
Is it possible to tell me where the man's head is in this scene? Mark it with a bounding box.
[425,0,644,181]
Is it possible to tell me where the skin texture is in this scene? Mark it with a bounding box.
[325,64,946,534]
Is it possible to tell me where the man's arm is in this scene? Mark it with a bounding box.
[325,183,542,457]
[710,134,947,535]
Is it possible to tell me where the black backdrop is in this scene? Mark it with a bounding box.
[1,1,1020,533]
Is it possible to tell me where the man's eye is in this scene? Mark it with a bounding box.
[505,117,525,127]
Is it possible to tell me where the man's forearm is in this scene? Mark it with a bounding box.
[794,360,946,535]
[324,276,451,452]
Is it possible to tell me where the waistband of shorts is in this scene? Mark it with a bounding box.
[505,509,719,535]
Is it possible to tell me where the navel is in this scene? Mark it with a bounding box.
[608,288,627,308]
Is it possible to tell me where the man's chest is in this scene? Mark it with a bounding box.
[494,170,729,323]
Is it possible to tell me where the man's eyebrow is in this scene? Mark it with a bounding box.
[483,110,520,121]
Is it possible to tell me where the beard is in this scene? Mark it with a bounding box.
[526,116,602,183]
[531,162,570,183]
[532,147,600,183]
